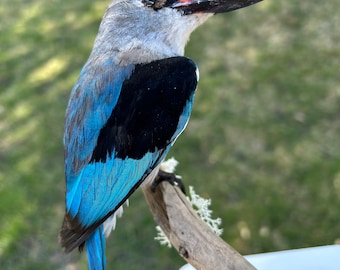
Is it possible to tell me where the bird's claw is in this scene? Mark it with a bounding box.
[152,170,186,194]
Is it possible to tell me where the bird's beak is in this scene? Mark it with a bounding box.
[170,0,262,15]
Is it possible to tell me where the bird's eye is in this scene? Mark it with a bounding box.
[142,0,168,10]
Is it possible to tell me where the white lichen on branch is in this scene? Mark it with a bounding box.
[159,157,181,175]
[187,185,223,236]
[155,225,172,248]
[155,158,223,247]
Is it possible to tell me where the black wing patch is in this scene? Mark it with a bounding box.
[90,56,198,162]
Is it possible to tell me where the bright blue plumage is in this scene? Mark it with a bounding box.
[86,226,106,270]
[64,59,135,221]
[60,53,198,269]
[68,152,163,226]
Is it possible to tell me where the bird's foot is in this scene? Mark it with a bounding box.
[152,170,186,194]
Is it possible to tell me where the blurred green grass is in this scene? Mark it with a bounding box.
[1,0,339,269]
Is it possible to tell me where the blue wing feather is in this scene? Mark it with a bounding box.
[70,152,160,226]
[64,59,134,184]
[60,56,198,267]
[64,64,133,208]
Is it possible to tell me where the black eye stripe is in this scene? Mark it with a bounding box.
[142,0,182,10]
[142,0,167,10]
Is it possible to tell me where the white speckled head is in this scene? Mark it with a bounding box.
[91,0,212,65]
[90,0,261,65]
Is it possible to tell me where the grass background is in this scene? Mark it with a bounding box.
[1,0,339,269]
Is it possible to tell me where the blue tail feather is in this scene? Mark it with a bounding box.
[86,226,106,270]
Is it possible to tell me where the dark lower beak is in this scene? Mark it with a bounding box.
[172,0,262,15]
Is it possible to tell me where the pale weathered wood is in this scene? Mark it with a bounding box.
[141,176,257,270]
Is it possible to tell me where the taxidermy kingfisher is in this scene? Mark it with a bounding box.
[59,0,261,269]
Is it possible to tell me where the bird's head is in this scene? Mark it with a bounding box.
[93,0,262,65]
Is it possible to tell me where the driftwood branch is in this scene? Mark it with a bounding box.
[141,173,256,270]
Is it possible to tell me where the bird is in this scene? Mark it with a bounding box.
[59,0,261,269]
